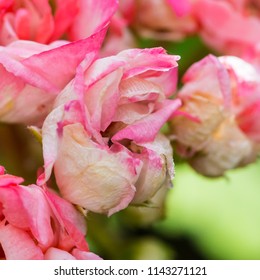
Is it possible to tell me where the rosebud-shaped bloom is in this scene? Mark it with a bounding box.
[170,54,260,176]
[132,0,197,41]
[0,167,100,260]
[0,0,118,45]
[0,29,106,125]
[193,0,260,64]
[40,47,181,216]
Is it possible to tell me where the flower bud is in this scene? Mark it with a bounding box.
[170,55,260,176]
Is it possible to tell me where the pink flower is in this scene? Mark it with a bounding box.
[170,54,260,176]
[0,166,101,260]
[40,47,181,216]
[132,0,197,41]
[193,0,260,64]
[0,0,118,45]
[0,29,106,125]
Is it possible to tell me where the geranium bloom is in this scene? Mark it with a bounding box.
[193,0,260,65]
[0,30,105,125]
[40,47,181,216]
[132,0,197,41]
[0,0,118,45]
[170,54,260,176]
[0,166,100,260]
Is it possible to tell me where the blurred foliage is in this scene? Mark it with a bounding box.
[0,123,43,184]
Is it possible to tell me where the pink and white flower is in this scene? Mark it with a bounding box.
[40,47,181,216]
[0,29,106,125]
[170,54,260,176]
[0,166,100,260]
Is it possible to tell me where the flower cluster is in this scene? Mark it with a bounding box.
[0,0,260,259]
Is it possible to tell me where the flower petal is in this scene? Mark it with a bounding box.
[0,224,43,260]
[54,123,141,216]
[68,0,118,40]
[112,99,181,143]
[44,247,76,260]
[22,29,107,89]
